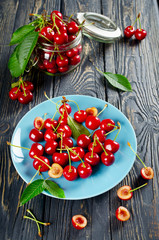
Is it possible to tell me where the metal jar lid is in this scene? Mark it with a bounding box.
[77,12,121,43]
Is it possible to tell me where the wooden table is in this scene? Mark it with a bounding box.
[0,0,159,239]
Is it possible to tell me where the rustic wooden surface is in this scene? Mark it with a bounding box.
[0,0,159,239]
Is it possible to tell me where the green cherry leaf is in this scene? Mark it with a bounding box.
[97,68,132,92]
[8,45,22,78]
[67,115,90,141]
[10,25,36,45]
[20,179,45,206]
[43,180,65,198]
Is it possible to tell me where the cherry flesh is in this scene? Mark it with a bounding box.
[63,165,78,181]
[85,107,98,116]
[116,206,130,222]
[101,151,115,166]
[29,128,44,142]
[124,26,135,38]
[77,134,91,148]
[74,110,87,123]
[33,156,50,172]
[77,162,92,179]
[52,152,69,167]
[72,215,87,230]
[34,117,44,130]
[85,115,101,130]
[140,167,154,180]
[70,147,85,162]
[29,143,44,158]
[104,139,119,153]
[44,140,58,155]
[48,163,63,178]
[117,185,133,200]
[84,152,100,166]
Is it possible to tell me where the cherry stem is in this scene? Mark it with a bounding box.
[44,92,60,106]
[39,33,54,44]
[39,113,47,131]
[60,133,63,153]
[19,77,27,97]
[67,147,85,168]
[68,14,73,22]
[91,137,96,158]
[52,15,60,34]
[113,122,121,141]
[34,155,51,169]
[6,141,30,151]
[49,47,57,62]
[127,142,147,168]
[23,215,50,226]
[66,149,72,172]
[96,137,108,156]
[68,100,81,113]
[138,17,141,30]
[28,166,41,185]
[51,110,58,121]
[88,130,96,138]
[104,126,119,136]
[25,209,41,237]
[129,183,147,193]
[53,13,67,26]
[97,104,108,117]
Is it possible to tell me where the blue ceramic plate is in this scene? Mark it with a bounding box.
[11,95,137,200]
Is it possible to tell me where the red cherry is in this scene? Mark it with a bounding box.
[101,151,115,166]
[38,61,46,70]
[20,81,34,92]
[92,129,106,143]
[43,59,56,69]
[57,124,72,138]
[40,26,55,41]
[85,115,101,130]
[29,143,44,158]
[44,118,58,130]
[70,147,85,162]
[88,142,103,154]
[45,140,58,155]
[68,35,76,42]
[115,206,130,222]
[59,137,73,149]
[70,55,81,65]
[135,29,147,40]
[58,66,69,73]
[77,162,92,179]
[54,19,63,28]
[9,87,21,100]
[58,115,68,125]
[18,90,33,104]
[44,129,57,142]
[104,139,120,153]
[100,119,115,132]
[56,55,69,67]
[67,21,79,34]
[54,32,68,45]
[29,128,44,142]
[50,10,63,21]
[117,185,132,200]
[124,26,135,38]
[63,165,78,181]
[59,103,72,115]
[52,152,69,167]
[77,134,91,148]
[84,152,100,166]
[72,215,87,230]
[59,25,67,33]
[77,44,82,54]
[33,156,50,172]
[47,67,58,74]
[74,110,87,123]
[34,117,44,130]
[140,167,154,180]
[66,48,78,58]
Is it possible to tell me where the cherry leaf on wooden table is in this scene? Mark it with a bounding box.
[8,45,22,78]
[20,179,45,206]
[10,25,36,45]
[43,180,65,198]
[67,115,90,141]
[97,69,132,92]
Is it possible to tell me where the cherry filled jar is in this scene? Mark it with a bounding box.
[35,17,83,76]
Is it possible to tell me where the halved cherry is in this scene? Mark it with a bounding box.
[115,206,130,222]
[34,117,44,130]
[140,167,154,180]
[117,183,147,200]
[72,215,87,230]
[48,163,63,178]
[85,107,98,116]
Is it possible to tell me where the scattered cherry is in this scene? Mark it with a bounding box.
[135,29,147,40]
[20,81,34,92]
[117,183,147,200]
[124,26,135,38]
[115,206,130,222]
[9,87,21,100]
[72,215,87,230]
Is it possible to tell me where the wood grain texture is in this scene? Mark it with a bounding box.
[0,0,159,239]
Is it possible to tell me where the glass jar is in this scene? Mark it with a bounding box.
[35,18,83,76]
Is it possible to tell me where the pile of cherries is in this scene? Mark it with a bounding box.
[9,77,34,104]
[34,10,82,74]
[124,13,147,40]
